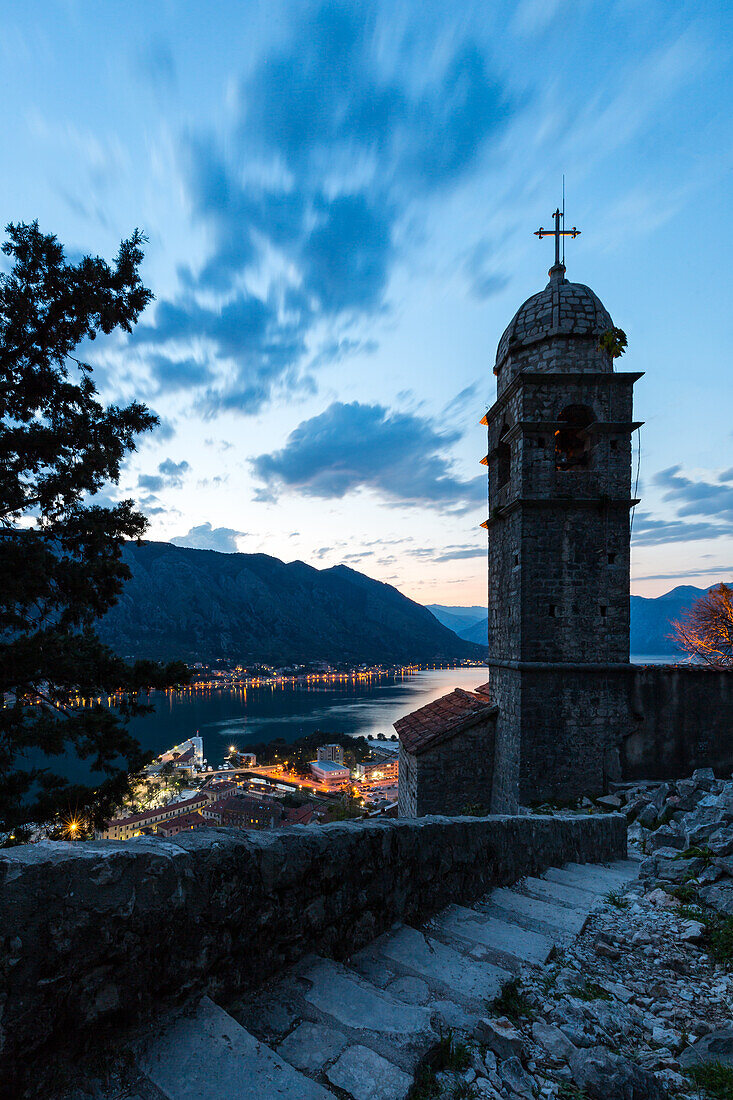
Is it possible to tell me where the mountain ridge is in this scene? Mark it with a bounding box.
[430,583,732,654]
[97,541,486,665]
[99,543,726,663]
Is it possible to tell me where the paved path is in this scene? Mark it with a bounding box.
[136,858,639,1100]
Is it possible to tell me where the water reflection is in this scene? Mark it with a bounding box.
[128,667,489,767]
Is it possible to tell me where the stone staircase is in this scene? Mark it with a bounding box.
[137,859,639,1100]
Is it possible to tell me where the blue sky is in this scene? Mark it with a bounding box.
[3,0,732,603]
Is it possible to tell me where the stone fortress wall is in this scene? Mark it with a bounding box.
[0,814,625,1080]
[509,664,733,801]
[395,655,733,818]
[623,665,733,781]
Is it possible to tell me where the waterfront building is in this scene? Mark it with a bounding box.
[202,780,238,802]
[309,759,350,789]
[171,747,195,772]
[354,759,399,783]
[201,794,282,829]
[158,735,205,772]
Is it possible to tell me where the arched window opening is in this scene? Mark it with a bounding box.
[555,405,594,471]
[497,424,511,488]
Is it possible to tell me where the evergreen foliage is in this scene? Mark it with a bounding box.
[0,221,188,833]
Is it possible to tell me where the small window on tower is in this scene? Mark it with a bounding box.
[497,424,511,488]
[555,405,594,471]
[610,439,618,451]
[549,604,556,618]
[607,552,616,564]
[514,554,519,566]
[600,606,607,617]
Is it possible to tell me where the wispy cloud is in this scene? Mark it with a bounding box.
[170,522,244,553]
[433,547,486,562]
[251,400,483,511]
[633,567,733,582]
[132,2,515,415]
[137,458,190,493]
[632,464,733,546]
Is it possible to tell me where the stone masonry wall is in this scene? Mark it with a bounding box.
[518,666,631,803]
[0,815,626,1079]
[401,716,497,817]
[623,666,733,780]
[488,665,522,813]
[398,741,418,816]
[497,332,612,397]
[488,664,733,808]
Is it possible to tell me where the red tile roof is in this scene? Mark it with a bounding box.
[394,685,496,756]
[202,794,282,824]
[106,793,208,829]
[284,805,314,826]
[202,781,237,801]
[156,811,206,835]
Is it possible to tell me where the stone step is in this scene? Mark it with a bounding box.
[544,865,628,895]
[325,1043,413,1100]
[429,904,555,969]
[276,1020,414,1100]
[276,955,439,1077]
[359,923,512,1009]
[564,859,638,883]
[277,1022,348,1076]
[608,858,642,878]
[521,875,603,910]
[138,996,335,1100]
[487,886,589,937]
[299,956,436,1040]
[561,862,636,891]
[184,860,633,1099]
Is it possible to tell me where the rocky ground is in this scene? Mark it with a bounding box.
[411,769,733,1100]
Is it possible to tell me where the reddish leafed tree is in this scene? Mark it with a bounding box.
[670,583,733,668]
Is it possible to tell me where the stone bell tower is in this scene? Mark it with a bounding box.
[483,211,642,811]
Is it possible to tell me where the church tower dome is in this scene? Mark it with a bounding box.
[494,262,614,395]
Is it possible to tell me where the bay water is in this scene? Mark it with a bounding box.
[128,656,676,769]
[128,667,488,768]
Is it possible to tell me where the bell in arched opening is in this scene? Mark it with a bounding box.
[554,404,594,471]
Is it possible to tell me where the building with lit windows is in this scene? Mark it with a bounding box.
[317,744,344,765]
[201,794,282,829]
[309,759,350,789]
[354,759,399,783]
[97,793,209,840]
[155,811,207,838]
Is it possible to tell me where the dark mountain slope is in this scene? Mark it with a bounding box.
[98,541,486,665]
[459,617,489,645]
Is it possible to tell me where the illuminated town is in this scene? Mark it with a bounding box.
[9,659,485,711]
[96,733,401,841]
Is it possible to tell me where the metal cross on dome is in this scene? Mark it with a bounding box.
[534,208,580,267]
